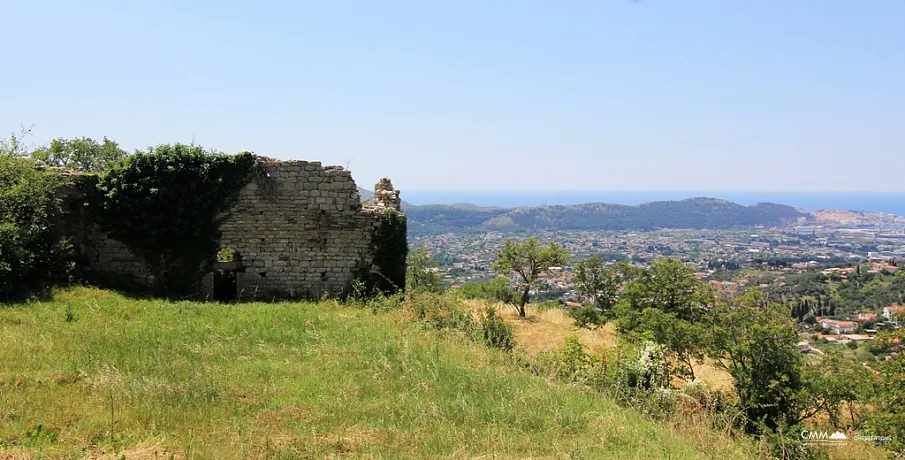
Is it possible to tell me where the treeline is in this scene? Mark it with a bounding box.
[405,198,804,234]
[409,239,904,458]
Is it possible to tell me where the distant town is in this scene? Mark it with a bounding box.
[414,210,905,289]
[412,208,905,358]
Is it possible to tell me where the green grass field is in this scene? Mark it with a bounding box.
[0,288,757,459]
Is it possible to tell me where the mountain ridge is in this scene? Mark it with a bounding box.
[399,197,805,234]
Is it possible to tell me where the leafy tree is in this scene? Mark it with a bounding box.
[569,304,607,330]
[406,247,443,294]
[571,259,634,329]
[620,258,714,321]
[574,258,628,313]
[865,352,905,452]
[807,352,872,431]
[491,237,569,317]
[708,299,806,432]
[632,308,708,381]
[612,258,714,381]
[31,137,128,172]
[707,291,850,435]
[0,126,35,158]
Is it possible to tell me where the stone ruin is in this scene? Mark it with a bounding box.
[67,157,406,300]
[372,177,402,211]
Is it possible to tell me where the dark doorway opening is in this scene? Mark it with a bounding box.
[213,269,237,301]
[212,248,243,301]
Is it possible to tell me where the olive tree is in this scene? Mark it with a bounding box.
[491,237,569,317]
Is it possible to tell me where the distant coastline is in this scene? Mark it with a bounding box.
[402,190,905,216]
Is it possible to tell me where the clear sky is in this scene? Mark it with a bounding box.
[2,1,903,191]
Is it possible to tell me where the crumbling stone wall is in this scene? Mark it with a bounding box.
[372,177,402,211]
[71,157,406,298]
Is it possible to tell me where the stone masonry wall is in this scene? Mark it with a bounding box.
[74,157,404,298]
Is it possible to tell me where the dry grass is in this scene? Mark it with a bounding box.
[465,300,736,392]
[687,359,735,393]
[0,448,35,460]
[463,300,618,354]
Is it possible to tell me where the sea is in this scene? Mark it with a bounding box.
[402,191,905,217]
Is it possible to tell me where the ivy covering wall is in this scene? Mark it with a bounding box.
[361,209,408,295]
[90,144,255,296]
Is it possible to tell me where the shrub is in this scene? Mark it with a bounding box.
[569,303,606,329]
[478,307,514,351]
[622,340,670,391]
[552,335,594,382]
[406,291,466,328]
[365,291,405,313]
[534,299,561,312]
[0,155,74,298]
[758,422,813,460]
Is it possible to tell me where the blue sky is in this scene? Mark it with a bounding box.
[2,1,903,191]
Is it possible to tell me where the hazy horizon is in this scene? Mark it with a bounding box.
[399,189,905,216]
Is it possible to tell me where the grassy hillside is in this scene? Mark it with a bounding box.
[455,301,892,460]
[0,288,758,459]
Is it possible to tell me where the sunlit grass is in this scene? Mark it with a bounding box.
[1,287,757,458]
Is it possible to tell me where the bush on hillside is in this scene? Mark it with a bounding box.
[569,303,606,329]
[477,307,514,351]
[550,335,595,383]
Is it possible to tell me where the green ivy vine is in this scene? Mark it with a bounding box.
[92,144,254,296]
[358,209,408,295]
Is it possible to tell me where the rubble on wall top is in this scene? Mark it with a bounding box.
[371,177,401,212]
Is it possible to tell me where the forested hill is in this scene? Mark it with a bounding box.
[402,198,804,234]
